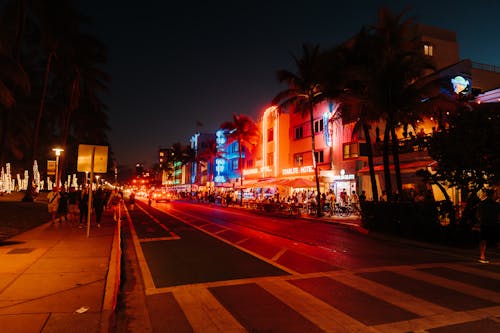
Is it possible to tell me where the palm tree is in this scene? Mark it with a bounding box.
[220,113,260,206]
[30,0,83,166]
[319,38,382,201]
[365,7,435,197]
[272,43,324,217]
[0,51,30,165]
[50,32,110,175]
[197,136,220,184]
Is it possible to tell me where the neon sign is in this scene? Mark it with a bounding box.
[451,76,470,95]
[282,165,314,175]
[323,102,338,147]
[214,158,226,183]
[243,166,272,175]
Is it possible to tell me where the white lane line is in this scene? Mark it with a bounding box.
[137,204,179,239]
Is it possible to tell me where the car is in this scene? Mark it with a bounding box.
[154,191,171,202]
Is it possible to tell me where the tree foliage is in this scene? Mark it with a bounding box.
[428,103,500,192]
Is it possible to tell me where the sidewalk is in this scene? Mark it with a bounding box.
[0,212,121,333]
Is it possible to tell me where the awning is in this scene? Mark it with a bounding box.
[358,160,434,174]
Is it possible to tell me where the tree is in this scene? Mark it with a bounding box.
[428,103,500,193]
[197,136,220,183]
[320,33,381,201]
[357,7,435,198]
[220,113,260,206]
[272,43,324,217]
[0,1,30,165]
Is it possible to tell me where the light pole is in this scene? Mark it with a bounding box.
[52,148,64,192]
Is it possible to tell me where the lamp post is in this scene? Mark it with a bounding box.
[52,148,64,192]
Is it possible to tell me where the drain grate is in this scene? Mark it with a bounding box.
[7,248,35,254]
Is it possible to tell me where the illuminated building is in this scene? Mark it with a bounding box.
[173,24,500,201]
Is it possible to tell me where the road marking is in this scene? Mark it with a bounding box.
[140,236,180,243]
[271,248,287,261]
[123,205,157,294]
[136,204,179,239]
[163,207,298,275]
[174,286,247,333]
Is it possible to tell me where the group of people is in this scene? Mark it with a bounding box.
[47,186,123,228]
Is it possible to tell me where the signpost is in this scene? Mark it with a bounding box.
[77,144,108,237]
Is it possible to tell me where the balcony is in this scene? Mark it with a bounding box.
[373,134,432,156]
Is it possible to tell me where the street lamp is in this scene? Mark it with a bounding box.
[52,148,64,192]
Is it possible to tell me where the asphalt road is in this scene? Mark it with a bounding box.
[116,199,500,333]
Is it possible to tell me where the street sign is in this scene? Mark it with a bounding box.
[47,160,56,176]
[77,144,108,173]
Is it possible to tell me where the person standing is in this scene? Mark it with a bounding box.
[128,192,136,211]
[47,187,60,223]
[79,188,89,228]
[93,188,106,228]
[477,189,500,263]
[68,187,79,223]
[57,187,69,223]
[107,189,122,221]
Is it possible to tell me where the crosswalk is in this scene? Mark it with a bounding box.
[145,263,500,333]
[129,202,500,333]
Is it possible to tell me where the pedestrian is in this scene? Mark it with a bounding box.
[47,186,60,223]
[128,192,136,211]
[107,189,122,221]
[79,188,89,228]
[359,190,366,202]
[94,188,106,228]
[57,186,69,223]
[477,189,500,263]
[68,187,79,223]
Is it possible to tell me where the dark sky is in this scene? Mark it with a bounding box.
[77,0,500,168]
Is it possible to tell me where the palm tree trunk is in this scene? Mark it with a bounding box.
[363,123,379,201]
[32,52,53,165]
[390,125,403,198]
[308,101,322,217]
[0,108,10,166]
[382,124,392,199]
[238,139,243,206]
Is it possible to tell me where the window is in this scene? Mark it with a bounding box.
[294,153,303,166]
[314,119,324,133]
[423,42,433,56]
[314,150,324,163]
[246,159,253,168]
[295,126,303,139]
[343,142,360,159]
[267,152,274,166]
[231,159,238,170]
[267,128,274,142]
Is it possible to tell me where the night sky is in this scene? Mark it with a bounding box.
[77,0,500,168]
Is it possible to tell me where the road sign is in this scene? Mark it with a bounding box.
[77,144,108,173]
[47,160,56,175]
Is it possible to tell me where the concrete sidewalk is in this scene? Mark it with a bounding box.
[0,213,121,333]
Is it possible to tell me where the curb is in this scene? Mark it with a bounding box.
[100,210,122,333]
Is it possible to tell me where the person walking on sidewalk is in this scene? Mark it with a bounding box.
[47,187,60,223]
[93,187,106,228]
[477,189,500,263]
[79,188,89,228]
[57,186,69,223]
[67,187,79,223]
[107,189,122,221]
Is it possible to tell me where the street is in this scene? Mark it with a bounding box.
[115,199,500,333]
